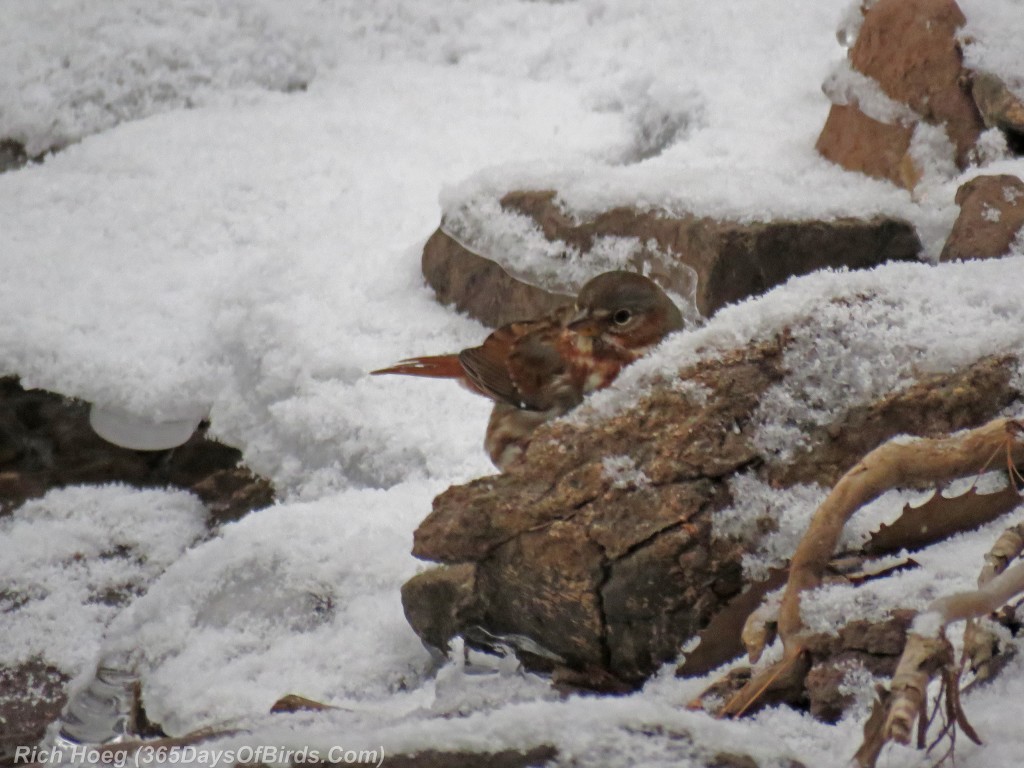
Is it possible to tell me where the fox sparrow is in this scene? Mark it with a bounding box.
[373,271,685,469]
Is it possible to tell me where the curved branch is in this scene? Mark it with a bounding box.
[780,418,1024,643]
[719,418,1024,718]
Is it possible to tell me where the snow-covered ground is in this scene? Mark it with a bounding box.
[3,1,1024,766]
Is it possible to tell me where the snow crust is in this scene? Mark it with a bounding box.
[2,0,1024,766]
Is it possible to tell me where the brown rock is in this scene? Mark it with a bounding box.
[815,104,918,188]
[402,338,1021,692]
[377,746,558,768]
[0,660,68,761]
[939,174,1024,262]
[767,354,1018,487]
[816,0,986,185]
[421,228,571,328]
[970,72,1024,154]
[426,191,920,325]
[802,611,914,722]
[851,0,981,163]
[401,564,480,655]
[405,340,786,682]
[0,376,274,519]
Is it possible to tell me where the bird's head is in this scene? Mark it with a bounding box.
[568,271,685,350]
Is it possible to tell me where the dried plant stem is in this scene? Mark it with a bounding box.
[719,418,1024,718]
[780,419,1024,642]
[925,558,1024,627]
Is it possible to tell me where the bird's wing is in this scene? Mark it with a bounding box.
[506,328,577,411]
[457,323,528,405]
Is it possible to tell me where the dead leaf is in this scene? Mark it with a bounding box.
[865,485,1021,556]
[270,694,337,713]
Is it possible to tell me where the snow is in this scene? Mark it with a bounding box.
[2,0,1024,766]
[959,0,1024,102]
[0,486,207,673]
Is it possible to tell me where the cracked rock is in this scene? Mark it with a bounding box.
[402,341,1021,693]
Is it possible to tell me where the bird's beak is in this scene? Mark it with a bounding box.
[568,312,602,338]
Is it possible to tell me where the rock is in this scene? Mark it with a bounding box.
[375,746,558,768]
[802,611,914,722]
[850,0,981,163]
[939,174,1024,262]
[401,564,480,655]
[402,345,1020,692]
[970,72,1024,154]
[815,104,919,189]
[0,660,68,762]
[0,376,274,520]
[817,0,985,186]
[767,354,1018,488]
[422,227,571,329]
[0,140,29,175]
[425,191,920,325]
[0,377,277,750]
[405,340,784,683]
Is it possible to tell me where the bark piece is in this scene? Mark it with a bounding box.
[865,485,1022,555]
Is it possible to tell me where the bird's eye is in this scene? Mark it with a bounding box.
[612,309,632,325]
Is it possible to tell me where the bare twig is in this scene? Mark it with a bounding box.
[718,418,1024,720]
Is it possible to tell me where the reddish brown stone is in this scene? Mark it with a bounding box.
[850,0,982,165]
[0,660,68,756]
[940,174,1024,262]
[815,104,918,187]
[426,192,920,326]
[421,228,571,329]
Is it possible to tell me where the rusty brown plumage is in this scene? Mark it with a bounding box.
[372,271,685,470]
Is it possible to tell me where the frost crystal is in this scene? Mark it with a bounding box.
[602,455,651,490]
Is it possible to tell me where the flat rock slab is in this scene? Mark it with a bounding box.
[424,190,920,326]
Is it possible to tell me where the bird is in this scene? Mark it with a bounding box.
[372,271,685,470]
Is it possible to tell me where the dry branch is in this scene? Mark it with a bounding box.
[856,538,1024,766]
[718,418,1024,719]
